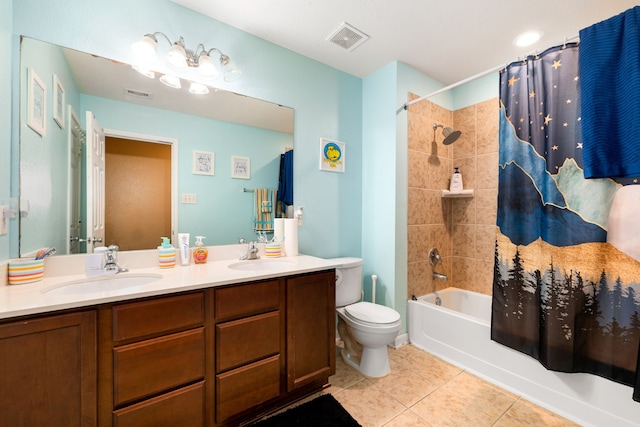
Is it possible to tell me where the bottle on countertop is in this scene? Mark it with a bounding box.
[449,167,463,192]
[157,237,176,269]
[193,236,208,264]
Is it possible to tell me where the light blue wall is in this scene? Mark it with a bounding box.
[362,61,455,332]
[0,0,11,261]
[19,37,82,256]
[10,0,363,260]
[80,94,291,245]
[452,73,499,110]
[362,62,398,310]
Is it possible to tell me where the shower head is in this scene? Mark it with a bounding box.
[433,123,462,145]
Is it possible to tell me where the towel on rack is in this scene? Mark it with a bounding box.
[254,188,276,232]
[580,6,640,178]
[277,150,293,206]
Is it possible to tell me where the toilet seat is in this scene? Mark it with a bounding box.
[344,302,400,325]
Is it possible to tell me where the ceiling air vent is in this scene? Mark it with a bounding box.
[327,23,369,51]
[123,88,153,100]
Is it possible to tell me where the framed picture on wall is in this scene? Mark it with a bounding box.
[193,150,215,176]
[27,68,46,136]
[231,156,251,179]
[52,74,65,129]
[319,138,345,172]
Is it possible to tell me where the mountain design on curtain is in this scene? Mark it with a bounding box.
[492,42,640,398]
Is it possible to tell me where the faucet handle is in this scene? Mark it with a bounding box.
[107,244,119,252]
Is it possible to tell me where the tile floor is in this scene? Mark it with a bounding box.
[319,344,580,427]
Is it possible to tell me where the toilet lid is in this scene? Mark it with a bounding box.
[344,302,400,324]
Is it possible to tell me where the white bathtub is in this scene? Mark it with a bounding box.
[408,287,640,427]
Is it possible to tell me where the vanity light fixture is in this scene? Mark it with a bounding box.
[131,32,242,83]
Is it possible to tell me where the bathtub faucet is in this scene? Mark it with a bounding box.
[432,272,448,281]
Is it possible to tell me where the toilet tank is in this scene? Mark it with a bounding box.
[328,257,363,307]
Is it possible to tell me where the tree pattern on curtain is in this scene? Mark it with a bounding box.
[492,42,640,399]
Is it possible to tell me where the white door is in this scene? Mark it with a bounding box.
[85,111,105,252]
[67,108,83,254]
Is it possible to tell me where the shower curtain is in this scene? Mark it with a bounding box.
[492,42,640,400]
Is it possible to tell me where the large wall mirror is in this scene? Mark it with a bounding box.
[19,37,294,257]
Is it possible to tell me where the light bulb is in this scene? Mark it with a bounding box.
[132,66,155,79]
[189,82,209,94]
[159,74,181,89]
[131,34,157,65]
[166,43,188,70]
[197,52,220,79]
[220,55,241,82]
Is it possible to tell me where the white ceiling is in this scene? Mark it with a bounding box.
[171,0,640,85]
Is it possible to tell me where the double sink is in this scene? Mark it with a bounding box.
[41,259,295,296]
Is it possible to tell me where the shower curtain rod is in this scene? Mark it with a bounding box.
[402,34,579,110]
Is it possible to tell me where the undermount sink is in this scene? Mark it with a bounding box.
[228,259,295,272]
[42,273,163,296]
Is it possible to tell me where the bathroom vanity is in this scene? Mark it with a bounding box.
[0,252,337,427]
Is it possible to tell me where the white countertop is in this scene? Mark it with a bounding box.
[0,246,341,320]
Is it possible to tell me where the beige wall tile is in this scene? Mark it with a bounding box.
[408,150,429,188]
[452,224,476,258]
[408,188,428,225]
[451,156,476,192]
[452,197,476,225]
[408,225,430,263]
[451,256,475,288]
[476,152,499,189]
[476,225,498,262]
[408,98,497,296]
[475,188,498,226]
[477,98,499,155]
[408,260,433,299]
[453,105,477,159]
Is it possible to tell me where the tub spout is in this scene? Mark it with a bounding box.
[432,272,448,281]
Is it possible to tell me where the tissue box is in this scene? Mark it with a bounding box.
[8,258,44,285]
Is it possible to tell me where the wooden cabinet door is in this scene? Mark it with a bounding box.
[0,310,97,427]
[286,270,336,391]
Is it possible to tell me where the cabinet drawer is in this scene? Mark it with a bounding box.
[216,311,280,372]
[112,292,204,341]
[113,381,205,427]
[114,328,205,406]
[216,355,281,422]
[215,280,280,320]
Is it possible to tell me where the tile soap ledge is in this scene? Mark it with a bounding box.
[441,189,474,198]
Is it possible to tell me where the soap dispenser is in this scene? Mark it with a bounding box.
[193,236,208,264]
[157,237,176,269]
[449,167,463,192]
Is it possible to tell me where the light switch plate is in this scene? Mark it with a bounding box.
[181,193,197,204]
[0,205,7,236]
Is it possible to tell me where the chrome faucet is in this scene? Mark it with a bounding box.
[432,272,448,281]
[240,241,260,260]
[429,247,448,281]
[104,245,128,274]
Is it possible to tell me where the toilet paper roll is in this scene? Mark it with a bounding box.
[274,218,285,242]
[283,218,298,257]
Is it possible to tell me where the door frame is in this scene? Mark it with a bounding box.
[67,106,82,254]
[103,128,178,245]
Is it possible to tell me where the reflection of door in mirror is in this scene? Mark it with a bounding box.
[68,107,82,254]
[105,137,172,251]
[86,111,106,252]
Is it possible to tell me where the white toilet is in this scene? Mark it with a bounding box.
[331,257,402,378]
